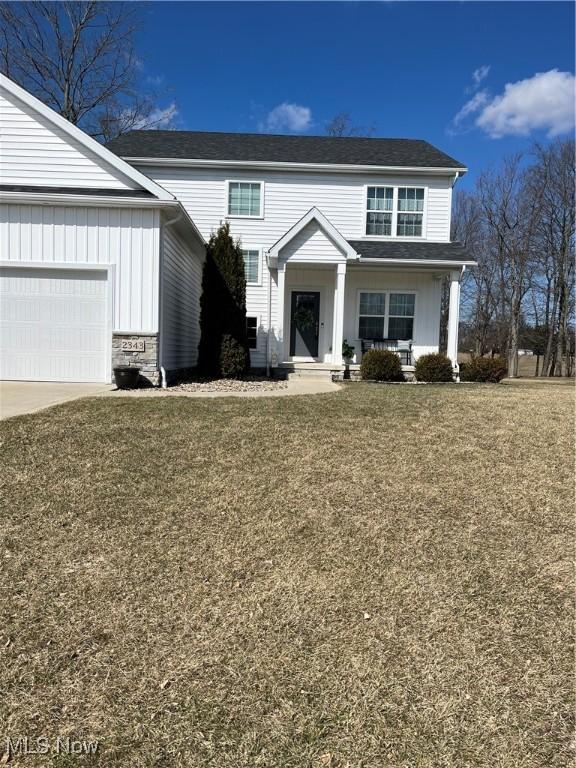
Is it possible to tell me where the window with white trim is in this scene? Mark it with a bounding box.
[397,188,424,237]
[358,292,386,338]
[228,182,262,217]
[246,316,258,349]
[365,186,425,237]
[358,291,415,339]
[242,249,260,284]
[366,187,393,236]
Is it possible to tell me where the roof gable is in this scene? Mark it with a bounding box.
[268,208,359,267]
[0,74,174,200]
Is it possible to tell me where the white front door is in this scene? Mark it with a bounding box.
[0,266,108,382]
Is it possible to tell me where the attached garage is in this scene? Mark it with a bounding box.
[0,265,110,382]
[1,73,206,386]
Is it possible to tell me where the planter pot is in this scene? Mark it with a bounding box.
[114,366,141,389]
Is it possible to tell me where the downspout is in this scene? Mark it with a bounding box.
[265,251,272,377]
[158,206,185,388]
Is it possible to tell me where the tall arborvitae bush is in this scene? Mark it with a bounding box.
[197,223,250,377]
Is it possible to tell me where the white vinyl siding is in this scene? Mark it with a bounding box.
[140,166,453,245]
[0,85,139,190]
[0,203,161,332]
[161,223,204,372]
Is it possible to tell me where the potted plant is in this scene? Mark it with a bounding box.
[113,365,141,389]
[342,339,355,380]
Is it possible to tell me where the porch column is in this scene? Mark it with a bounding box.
[275,263,286,363]
[446,269,462,372]
[332,262,347,366]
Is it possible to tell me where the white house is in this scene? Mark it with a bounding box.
[1,72,474,384]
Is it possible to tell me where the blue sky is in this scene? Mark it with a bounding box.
[137,2,575,188]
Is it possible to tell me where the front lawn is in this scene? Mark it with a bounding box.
[0,383,573,767]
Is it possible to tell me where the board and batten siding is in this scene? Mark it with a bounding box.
[0,203,161,332]
[0,86,138,190]
[161,223,204,372]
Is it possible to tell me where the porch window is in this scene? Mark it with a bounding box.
[246,316,258,349]
[388,293,415,338]
[358,291,415,339]
[228,182,262,217]
[366,187,393,236]
[358,292,386,338]
[397,188,424,237]
[242,249,260,284]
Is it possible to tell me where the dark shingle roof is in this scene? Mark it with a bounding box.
[348,240,474,263]
[106,131,466,170]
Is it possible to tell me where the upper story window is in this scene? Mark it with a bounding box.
[242,249,260,284]
[366,187,393,236]
[228,181,262,217]
[365,186,425,237]
[397,188,424,237]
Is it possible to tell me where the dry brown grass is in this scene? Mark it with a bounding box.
[0,382,574,767]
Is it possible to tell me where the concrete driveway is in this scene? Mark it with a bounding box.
[0,381,112,420]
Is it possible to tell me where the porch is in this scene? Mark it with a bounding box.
[273,261,462,371]
[266,207,468,375]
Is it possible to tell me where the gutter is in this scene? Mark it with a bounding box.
[355,258,477,267]
[123,156,468,176]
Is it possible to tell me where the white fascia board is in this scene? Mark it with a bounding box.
[0,73,175,201]
[0,190,179,208]
[357,258,477,267]
[123,156,468,176]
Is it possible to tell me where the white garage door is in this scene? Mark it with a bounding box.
[0,266,108,382]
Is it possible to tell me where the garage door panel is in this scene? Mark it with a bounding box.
[0,267,108,382]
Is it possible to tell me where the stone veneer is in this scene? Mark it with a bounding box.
[112,333,159,386]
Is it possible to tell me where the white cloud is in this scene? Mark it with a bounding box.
[472,65,491,86]
[264,102,312,133]
[134,102,178,130]
[476,69,575,138]
[451,90,490,131]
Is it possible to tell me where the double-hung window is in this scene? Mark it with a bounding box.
[242,249,260,284]
[388,293,415,338]
[397,188,424,236]
[358,292,387,338]
[358,291,415,339]
[365,186,425,237]
[228,181,262,217]
[366,187,393,236]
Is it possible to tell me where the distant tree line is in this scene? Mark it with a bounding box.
[449,140,575,377]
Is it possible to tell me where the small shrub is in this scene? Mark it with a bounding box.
[415,353,454,383]
[460,356,508,383]
[360,349,404,382]
[219,334,249,378]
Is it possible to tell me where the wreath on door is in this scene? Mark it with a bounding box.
[293,306,315,331]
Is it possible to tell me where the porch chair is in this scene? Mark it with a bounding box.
[360,338,413,366]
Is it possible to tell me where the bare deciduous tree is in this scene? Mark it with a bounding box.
[0,1,176,141]
[454,141,574,378]
[325,112,375,138]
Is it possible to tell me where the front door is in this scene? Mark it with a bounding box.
[290,291,320,358]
